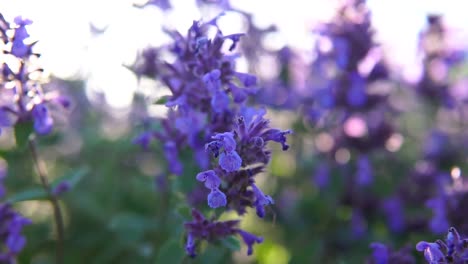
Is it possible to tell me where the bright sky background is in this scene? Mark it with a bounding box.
[1,0,467,108]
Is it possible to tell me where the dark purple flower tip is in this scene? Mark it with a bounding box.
[223,33,245,51]
[54,95,71,109]
[369,242,389,264]
[237,229,263,256]
[251,184,274,218]
[196,170,221,189]
[262,129,292,151]
[234,72,257,87]
[52,181,71,196]
[207,188,227,208]
[185,233,196,258]
[219,151,242,172]
[32,103,53,135]
[190,208,206,222]
[447,227,460,248]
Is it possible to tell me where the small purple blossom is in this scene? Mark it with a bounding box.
[237,229,263,256]
[196,170,221,189]
[52,181,71,197]
[218,151,242,172]
[207,188,227,208]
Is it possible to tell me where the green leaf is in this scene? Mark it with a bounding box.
[155,239,185,264]
[6,188,47,203]
[220,236,241,252]
[14,121,34,149]
[51,166,90,189]
[108,213,155,243]
[153,95,171,105]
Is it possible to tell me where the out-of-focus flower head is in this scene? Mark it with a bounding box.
[416,227,468,263]
[0,13,70,136]
[367,242,415,264]
[132,14,260,174]
[0,203,32,263]
[416,14,468,108]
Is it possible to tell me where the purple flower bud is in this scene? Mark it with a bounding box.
[219,151,242,172]
[32,103,54,135]
[207,188,227,208]
[370,243,389,264]
[237,229,263,256]
[251,184,274,218]
[6,233,26,254]
[185,233,196,258]
[52,181,71,196]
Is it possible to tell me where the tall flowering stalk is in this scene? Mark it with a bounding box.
[133,14,291,257]
[0,13,69,263]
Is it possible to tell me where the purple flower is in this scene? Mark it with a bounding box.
[0,14,67,136]
[251,183,274,218]
[416,242,445,263]
[381,196,405,233]
[207,188,227,208]
[416,227,468,263]
[218,151,242,172]
[196,170,221,189]
[237,229,263,256]
[356,155,373,186]
[369,243,389,264]
[183,208,264,257]
[31,103,54,135]
[163,141,183,175]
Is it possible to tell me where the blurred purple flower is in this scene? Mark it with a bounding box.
[0,203,32,262]
[184,209,262,257]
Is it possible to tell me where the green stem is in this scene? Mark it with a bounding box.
[28,135,64,264]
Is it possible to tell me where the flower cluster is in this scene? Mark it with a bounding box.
[184,209,262,257]
[0,203,32,263]
[416,227,468,263]
[132,13,291,257]
[368,242,415,264]
[0,13,69,136]
[416,15,467,108]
